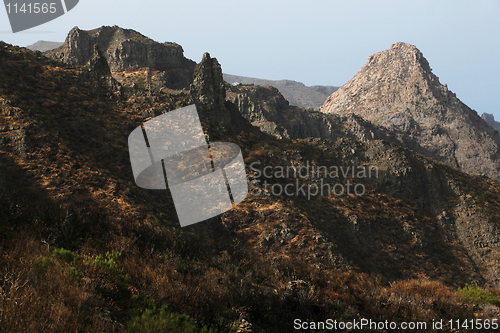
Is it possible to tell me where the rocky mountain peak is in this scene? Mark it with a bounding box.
[367,42,432,73]
[320,42,448,124]
[45,25,196,89]
[320,42,500,180]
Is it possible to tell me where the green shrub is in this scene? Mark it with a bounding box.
[128,303,213,333]
[64,266,83,281]
[458,284,500,306]
[92,251,121,273]
[33,257,58,272]
[53,248,77,263]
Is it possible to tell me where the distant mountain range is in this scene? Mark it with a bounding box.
[482,113,500,133]
[26,40,63,52]
[223,73,338,109]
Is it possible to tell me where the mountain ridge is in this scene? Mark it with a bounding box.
[26,40,63,52]
[223,73,338,109]
[45,25,196,89]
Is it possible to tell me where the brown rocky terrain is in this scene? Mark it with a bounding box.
[1,29,500,332]
[319,42,500,180]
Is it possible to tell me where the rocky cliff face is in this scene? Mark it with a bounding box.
[482,113,500,134]
[45,26,196,89]
[226,82,406,145]
[320,42,500,180]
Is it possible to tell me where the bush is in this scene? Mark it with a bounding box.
[128,302,213,333]
[458,284,500,306]
[53,248,77,263]
[92,251,121,273]
[33,256,58,273]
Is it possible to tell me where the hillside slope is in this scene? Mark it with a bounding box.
[1,34,500,332]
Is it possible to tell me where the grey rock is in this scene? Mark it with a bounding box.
[481,113,500,134]
[190,53,230,124]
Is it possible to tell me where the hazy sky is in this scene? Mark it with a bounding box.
[1,0,499,118]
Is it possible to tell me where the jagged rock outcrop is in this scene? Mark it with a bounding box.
[84,44,121,93]
[190,53,250,129]
[482,113,500,134]
[191,53,229,123]
[226,84,287,124]
[45,26,196,89]
[320,42,500,180]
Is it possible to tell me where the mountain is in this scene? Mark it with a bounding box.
[2,29,500,332]
[223,73,339,109]
[45,25,196,89]
[26,40,63,52]
[482,113,500,134]
[319,42,500,180]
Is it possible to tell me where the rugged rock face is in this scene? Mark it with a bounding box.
[226,84,287,124]
[84,44,121,93]
[226,83,403,145]
[190,53,250,129]
[482,113,500,134]
[45,26,196,89]
[191,53,229,123]
[320,42,500,180]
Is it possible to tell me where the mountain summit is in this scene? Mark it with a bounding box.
[320,42,500,180]
[46,25,196,89]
